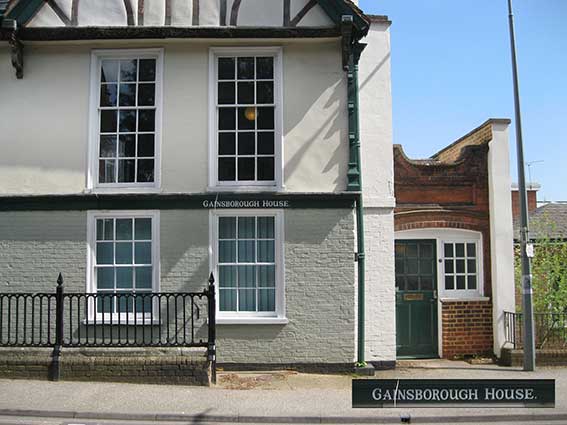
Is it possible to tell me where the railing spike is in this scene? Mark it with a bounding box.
[57,273,63,286]
[208,272,215,285]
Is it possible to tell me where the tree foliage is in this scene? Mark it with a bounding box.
[515,216,567,313]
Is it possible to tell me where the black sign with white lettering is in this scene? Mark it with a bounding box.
[352,379,555,408]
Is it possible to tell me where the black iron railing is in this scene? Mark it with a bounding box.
[0,273,216,382]
[504,311,567,350]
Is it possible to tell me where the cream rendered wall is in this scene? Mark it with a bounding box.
[488,120,516,358]
[358,21,396,362]
[0,39,347,195]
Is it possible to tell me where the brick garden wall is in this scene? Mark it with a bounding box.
[441,300,493,358]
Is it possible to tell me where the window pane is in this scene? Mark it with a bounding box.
[238,289,256,312]
[238,265,256,287]
[238,217,255,238]
[96,242,114,265]
[456,259,465,273]
[218,158,236,181]
[444,243,454,258]
[219,240,236,262]
[456,243,465,257]
[99,160,116,183]
[421,277,433,290]
[420,259,433,275]
[238,157,255,180]
[219,265,237,288]
[139,59,156,81]
[97,267,114,289]
[467,243,476,257]
[237,57,254,79]
[238,132,255,155]
[257,217,274,239]
[138,134,155,157]
[444,259,454,274]
[445,275,454,290]
[420,243,434,258]
[138,83,155,106]
[116,267,133,289]
[395,259,404,275]
[137,159,155,182]
[100,135,117,158]
[100,110,117,133]
[406,259,418,274]
[258,265,275,287]
[257,107,274,130]
[258,288,275,312]
[120,59,137,82]
[100,84,117,107]
[257,157,274,181]
[220,289,236,311]
[256,57,273,79]
[119,110,136,132]
[467,259,477,274]
[219,108,236,130]
[238,241,255,262]
[117,159,135,182]
[135,267,153,289]
[119,83,136,106]
[218,82,235,105]
[118,134,136,157]
[406,244,418,257]
[115,242,133,264]
[101,60,118,83]
[237,82,254,104]
[257,132,274,155]
[396,277,406,290]
[135,218,152,240]
[218,57,235,80]
[407,276,418,290]
[257,240,274,262]
[138,109,155,132]
[135,242,152,264]
[96,218,114,240]
[115,218,132,240]
[238,107,256,130]
[456,275,466,290]
[468,275,477,290]
[256,81,274,104]
[219,133,236,155]
[219,217,236,239]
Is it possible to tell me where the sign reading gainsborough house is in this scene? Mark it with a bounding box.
[352,380,555,408]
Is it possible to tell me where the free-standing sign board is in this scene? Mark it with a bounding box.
[352,379,555,408]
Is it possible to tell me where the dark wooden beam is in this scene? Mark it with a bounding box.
[0,26,341,41]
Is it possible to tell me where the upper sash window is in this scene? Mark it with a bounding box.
[89,49,163,191]
[210,47,283,190]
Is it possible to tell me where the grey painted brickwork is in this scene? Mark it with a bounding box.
[0,209,355,364]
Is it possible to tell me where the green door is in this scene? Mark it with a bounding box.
[395,239,438,358]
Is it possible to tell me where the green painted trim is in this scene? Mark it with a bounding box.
[6,0,43,25]
[0,193,357,211]
[316,0,369,37]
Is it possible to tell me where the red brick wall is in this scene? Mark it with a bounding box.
[511,190,538,220]
[394,127,496,358]
[441,301,493,358]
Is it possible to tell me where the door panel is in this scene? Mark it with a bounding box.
[395,239,438,358]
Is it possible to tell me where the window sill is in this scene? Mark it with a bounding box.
[216,317,289,325]
[207,186,284,193]
[439,296,490,303]
[85,186,162,194]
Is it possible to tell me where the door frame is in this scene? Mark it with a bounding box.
[395,228,485,359]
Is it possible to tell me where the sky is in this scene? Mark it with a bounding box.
[359,0,567,202]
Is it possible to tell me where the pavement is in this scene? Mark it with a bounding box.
[0,360,566,424]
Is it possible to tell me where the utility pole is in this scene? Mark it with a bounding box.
[507,0,535,371]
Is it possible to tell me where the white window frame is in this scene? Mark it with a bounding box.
[208,47,284,192]
[87,48,164,193]
[86,210,161,323]
[209,209,287,324]
[395,228,485,300]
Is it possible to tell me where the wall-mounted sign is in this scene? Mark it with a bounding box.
[202,199,290,209]
[352,379,555,408]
